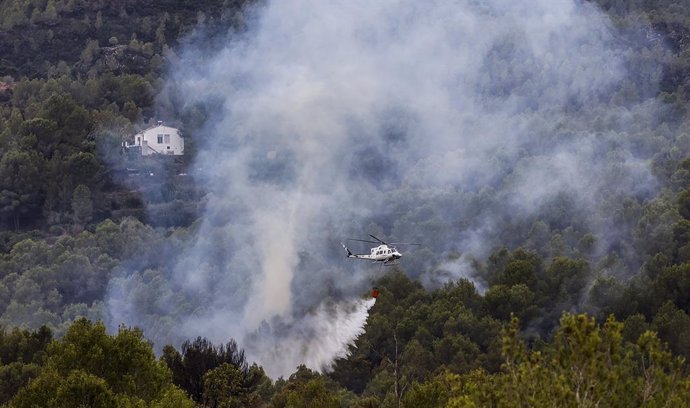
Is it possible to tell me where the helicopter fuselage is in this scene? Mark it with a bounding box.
[342,243,402,263]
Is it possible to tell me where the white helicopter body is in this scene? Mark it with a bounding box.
[341,235,418,266]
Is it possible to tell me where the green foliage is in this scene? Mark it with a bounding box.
[10,318,193,408]
[0,362,41,405]
[202,363,271,408]
[55,370,117,408]
[160,336,273,406]
[484,284,535,321]
[272,366,341,408]
[0,149,44,229]
[150,386,196,408]
[543,257,590,302]
[0,1,211,230]
[47,319,169,400]
[0,217,169,335]
[402,314,690,407]
[651,301,690,362]
[0,0,247,78]
[487,249,540,290]
[0,325,51,403]
[71,184,93,226]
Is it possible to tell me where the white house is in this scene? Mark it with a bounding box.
[125,121,184,156]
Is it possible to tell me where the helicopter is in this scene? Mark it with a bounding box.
[341,234,420,266]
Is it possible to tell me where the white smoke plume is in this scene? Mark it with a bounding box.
[106,0,666,377]
[244,298,376,378]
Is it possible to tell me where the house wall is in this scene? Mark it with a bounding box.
[135,125,184,155]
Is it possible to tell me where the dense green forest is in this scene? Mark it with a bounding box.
[1,0,690,406]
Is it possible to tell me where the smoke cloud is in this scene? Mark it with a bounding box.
[106,0,666,377]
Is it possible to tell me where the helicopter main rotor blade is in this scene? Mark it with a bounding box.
[349,234,422,246]
[348,238,380,244]
[369,234,388,245]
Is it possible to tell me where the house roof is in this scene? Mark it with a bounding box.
[134,123,182,137]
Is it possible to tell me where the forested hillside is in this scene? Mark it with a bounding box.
[1,0,690,407]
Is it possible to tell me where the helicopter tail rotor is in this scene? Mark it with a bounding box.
[341,242,353,257]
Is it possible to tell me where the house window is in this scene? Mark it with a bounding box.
[164,134,170,143]
[157,135,164,144]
